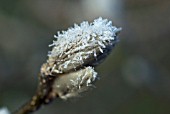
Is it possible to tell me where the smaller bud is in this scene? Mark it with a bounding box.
[52,66,97,99]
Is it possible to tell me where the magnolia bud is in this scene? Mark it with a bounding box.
[14,18,121,114]
[41,17,121,75]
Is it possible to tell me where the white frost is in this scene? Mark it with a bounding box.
[47,17,121,74]
[49,17,121,59]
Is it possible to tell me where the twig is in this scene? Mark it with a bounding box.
[13,74,56,114]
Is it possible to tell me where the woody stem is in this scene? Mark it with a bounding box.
[13,74,56,114]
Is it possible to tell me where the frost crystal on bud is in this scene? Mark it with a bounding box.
[41,17,121,75]
[52,66,97,99]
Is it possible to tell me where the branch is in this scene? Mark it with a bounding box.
[14,74,56,114]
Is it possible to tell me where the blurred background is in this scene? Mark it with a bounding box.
[0,0,170,114]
